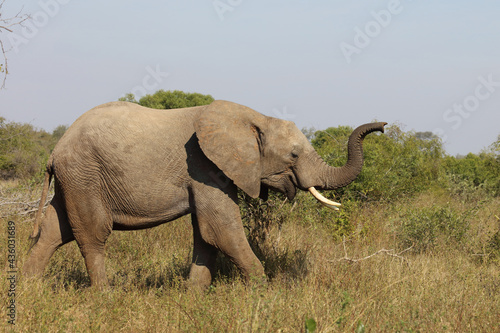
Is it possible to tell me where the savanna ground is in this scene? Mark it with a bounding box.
[1,179,499,332]
[1,93,500,332]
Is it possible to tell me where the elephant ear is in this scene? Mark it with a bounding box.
[195,100,265,198]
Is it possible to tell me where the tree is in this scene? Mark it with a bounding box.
[52,125,68,142]
[414,131,439,141]
[301,126,316,142]
[0,117,52,179]
[118,93,137,104]
[119,90,214,109]
[0,0,29,88]
[487,133,500,159]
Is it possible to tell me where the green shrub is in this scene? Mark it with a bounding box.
[239,191,288,249]
[239,189,359,246]
[312,124,445,202]
[444,153,500,197]
[398,205,473,253]
[0,118,51,179]
[0,118,68,181]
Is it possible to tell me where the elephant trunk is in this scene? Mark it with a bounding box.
[315,122,386,191]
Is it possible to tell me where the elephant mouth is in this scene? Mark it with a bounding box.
[262,172,340,209]
[262,171,297,201]
[284,181,296,201]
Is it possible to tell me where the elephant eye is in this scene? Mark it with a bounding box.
[291,152,298,159]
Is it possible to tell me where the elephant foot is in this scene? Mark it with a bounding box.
[23,259,45,279]
[23,242,57,279]
[242,265,268,288]
[187,263,214,290]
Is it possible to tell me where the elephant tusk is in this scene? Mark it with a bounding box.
[308,187,341,211]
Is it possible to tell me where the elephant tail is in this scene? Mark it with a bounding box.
[30,161,54,241]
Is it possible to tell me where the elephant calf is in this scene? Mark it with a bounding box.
[25,100,386,288]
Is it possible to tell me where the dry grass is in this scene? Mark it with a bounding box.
[1,182,499,332]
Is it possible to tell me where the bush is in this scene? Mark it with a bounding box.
[398,205,473,253]
[444,153,500,197]
[312,124,445,202]
[0,118,67,180]
[239,191,288,249]
[0,118,49,179]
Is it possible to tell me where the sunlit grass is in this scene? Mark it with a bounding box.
[1,184,499,332]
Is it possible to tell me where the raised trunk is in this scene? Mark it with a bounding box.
[317,122,386,190]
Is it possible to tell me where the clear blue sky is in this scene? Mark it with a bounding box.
[1,0,499,155]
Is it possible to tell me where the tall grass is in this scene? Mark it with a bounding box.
[1,122,499,331]
[1,179,499,332]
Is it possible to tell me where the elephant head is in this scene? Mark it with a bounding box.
[195,100,386,207]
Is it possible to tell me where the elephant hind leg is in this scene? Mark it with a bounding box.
[67,198,113,289]
[78,242,108,288]
[24,196,75,278]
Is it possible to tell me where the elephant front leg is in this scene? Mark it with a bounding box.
[188,213,218,289]
[65,194,112,289]
[191,184,266,287]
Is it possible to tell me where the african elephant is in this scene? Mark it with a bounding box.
[25,100,386,288]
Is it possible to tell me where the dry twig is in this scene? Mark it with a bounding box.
[329,236,413,265]
[0,0,30,88]
[0,188,52,218]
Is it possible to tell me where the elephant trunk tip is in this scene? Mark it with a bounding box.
[350,121,387,145]
[369,122,387,134]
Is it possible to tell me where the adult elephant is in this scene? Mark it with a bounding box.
[25,100,386,288]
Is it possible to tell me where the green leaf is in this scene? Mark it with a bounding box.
[305,318,317,332]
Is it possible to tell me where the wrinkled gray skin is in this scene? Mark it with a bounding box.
[24,100,386,288]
